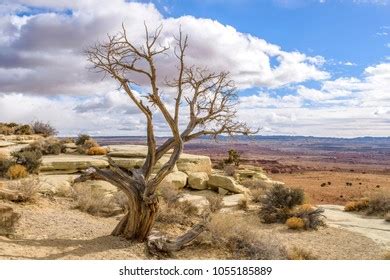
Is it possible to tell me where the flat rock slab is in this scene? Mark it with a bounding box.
[0,141,16,148]
[320,204,390,249]
[40,155,109,173]
[177,153,212,174]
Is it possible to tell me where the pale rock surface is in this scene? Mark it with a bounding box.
[40,155,109,173]
[176,153,212,174]
[161,171,188,189]
[187,172,209,190]
[208,174,250,195]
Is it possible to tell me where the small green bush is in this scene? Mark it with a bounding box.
[11,149,42,174]
[14,124,33,135]
[76,134,91,145]
[259,184,305,223]
[224,149,241,167]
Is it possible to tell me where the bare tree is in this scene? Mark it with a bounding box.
[79,23,255,251]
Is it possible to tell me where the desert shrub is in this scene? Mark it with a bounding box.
[207,213,288,260]
[207,193,224,213]
[27,138,64,155]
[286,217,305,230]
[158,184,180,205]
[31,121,57,136]
[224,165,236,177]
[250,188,265,203]
[75,134,91,145]
[6,177,40,202]
[6,164,28,179]
[0,125,14,135]
[77,138,99,154]
[14,124,33,135]
[288,247,318,260]
[156,200,198,226]
[73,186,121,217]
[385,212,390,222]
[259,184,304,223]
[290,204,325,230]
[238,198,248,211]
[87,146,107,155]
[224,149,240,167]
[365,195,390,217]
[0,152,14,177]
[11,149,42,173]
[344,199,369,212]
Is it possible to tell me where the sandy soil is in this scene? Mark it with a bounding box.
[271,171,390,204]
[0,197,387,260]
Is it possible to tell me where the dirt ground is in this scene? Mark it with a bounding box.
[271,171,390,204]
[0,197,387,260]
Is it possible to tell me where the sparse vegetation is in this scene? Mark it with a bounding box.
[344,199,369,212]
[224,149,241,167]
[28,137,65,155]
[87,146,107,155]
[207,213,288,260]
[73,184,122,217]
[259,184,304,223]
[290,204,325,230]
[31,121,57,136]
[385,212,390,222]
[14,124,33,135]
[157,200,198,226]
[206,193,224,213]
[0,205,21,236]
[75,134,91,145]
[237,198,248,211]
[286,217,305,230]
[11,149,42,174]
[6,164,28,179]
[0,152,13,177]
[6,177,40,202]
[224,165,236,176]
[288,247,318,260]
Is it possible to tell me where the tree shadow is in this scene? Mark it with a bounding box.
[0,235,139,259]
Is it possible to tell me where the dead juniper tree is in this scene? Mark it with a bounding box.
[80,23,254,252]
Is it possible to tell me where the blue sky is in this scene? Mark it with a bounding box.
[150,0,390,76]
[0,0,389,137]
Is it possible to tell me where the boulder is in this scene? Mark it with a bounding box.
[0,204,20,236]
[177,153,212,174]
[40,154,109,173]
[38,174,78,196]
[222,194,247,208]
[208,174,250,195]
[161,171,188,189]
[187,172,209,190]
[107,145,149,158]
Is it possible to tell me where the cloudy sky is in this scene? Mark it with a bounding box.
[0,0,389,137]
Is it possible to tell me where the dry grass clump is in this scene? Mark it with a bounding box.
[0,152,13,177]
[290,204,325,230]
[158,184,180,205]
[238,198,248,211]
[6,177,40,202]
[250,188,265,203]
[259,184,304,223]
[6,164,28,179]
[156,199,198,226]
[87,146,107,155]
[73,185,123,217]
[385,212,390,222]
[206,193,224,213]
[288,247,318,260]
[286,217,305,230]
[382,251,390,260]
[207,213,288,260]
[365,194,390,217]
[344,199,369,212]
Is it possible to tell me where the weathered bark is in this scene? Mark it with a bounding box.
[147,223,206,257]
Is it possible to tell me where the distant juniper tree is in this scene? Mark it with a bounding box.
[81,24,256,253]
